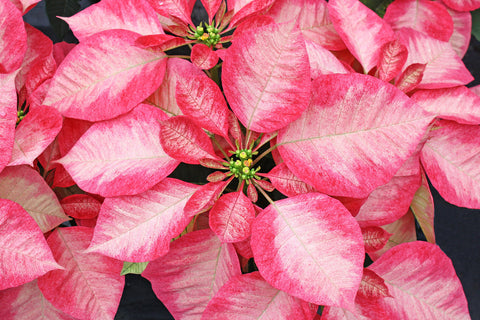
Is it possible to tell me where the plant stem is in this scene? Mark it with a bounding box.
[254,181,275,205]
[252,143,278,166]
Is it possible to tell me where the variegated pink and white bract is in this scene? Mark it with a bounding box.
[0,0,478,319]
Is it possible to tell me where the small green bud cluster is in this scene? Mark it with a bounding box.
[16,110,25,125]
[228,149,260,182]
[192,22,221,47]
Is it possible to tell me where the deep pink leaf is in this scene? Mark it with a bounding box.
[57,104,179,197]
[202,272,317,320]
[384,0,454,42]
[87,178,199,262]
[135,34,189,51]
[57,117,92,156]
[234,236,253,259]
[9,0,39,13]
[37,227,124,320]
[251,193,364,310]
[367,241,470,319]
[229,0,276,27]
[446,5,471,58]
[232,15,275,36]
[358,269,391,300]
[328,0,395,73]
[0,199,62,290]
[144,58,183,117]
[173,58,230,137]
[200,0,222,21]
[9,105,63,166]
[0,280,76,319]
[159,116,221,164]
[264,163,316,197]
[146,0,193,26]
[52,166,76,189]
[368,210,416,261]
[62,0,163,42]
[37,136,61,175]
[209,191,255,243]
[421,120,480,208]
[60,194,101,219]
[268,0,345,51]
[412,86,480,125]
[361,226,392,253]
[0,72,18,173]
[410,169,435,243]
[52,42,76,65]
[223,22,311,132]
[143,229,241,319]
[442,0,480,11]
[43,30,167,121]
[305,39,350,78]
[191,43,219,70]
[278,74,432,198]
[395,63,426,93]
[354,152,421,227]
[16,24,56,106]
[376,39,408,82]
[0,0,26,73]
[0,165,69,232]
[184,180,231,215]
[397,28,473,89]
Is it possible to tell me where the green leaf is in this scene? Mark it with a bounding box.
[45,0,81,41]
[360,0,394,17]
[120,261,149,276]
[472,9,480,42]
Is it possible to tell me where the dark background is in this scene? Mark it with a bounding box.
[23,1,480,319]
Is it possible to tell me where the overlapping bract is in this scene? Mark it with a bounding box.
[0,0,477,318]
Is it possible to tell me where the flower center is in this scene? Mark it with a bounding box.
[192,22,221,47]
[228,149,260,182]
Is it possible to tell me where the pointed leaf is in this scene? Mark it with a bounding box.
[60,194,101,219]
[0,0,26,73]
[229,0,276,27]
[395,63,426,93]
[376,39,408,82]
[384,0,454,42]
[57,117,92,156]
[142,229,241,319]
[9,105,63,166]
[410,169,435,243]
[87,178,199,262]
[368,210,416,260]
[37,227,124,320]
[222,22,311,132]
[0,199,62,290]
[264,162,316,197]
[0,165,69,232]
[202,272,316,320]
[278,74,432,198]
[62,0,163,42]
[0,280,76,319]
[397,28,473,89]
[412,86,480,125]
[57,104,179,197]
[146,0,193,26]
[251,193,364,310]
[184,180,230,215]
[45,0,80,41]
[43,30,167,121]
[174,58,229,137]
[209,191,255,243]
[358,269,390,300]
[120,262,149,276]
[367,241,470,320]
[0,72,18,173]
[329,0,395,73]
[201,0,222,21]
[159,116,221,164]
[421,120,480,209]
[361,226,392,253]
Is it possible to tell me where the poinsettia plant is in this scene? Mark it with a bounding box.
[1,0,480,318]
